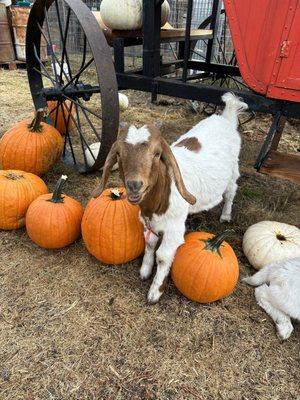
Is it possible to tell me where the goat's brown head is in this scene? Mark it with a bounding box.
[92,124,196,206]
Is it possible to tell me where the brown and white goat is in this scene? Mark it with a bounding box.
[93,93,247,303]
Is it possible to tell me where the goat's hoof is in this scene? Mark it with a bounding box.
[277,322,293,341]
[140,266,152,281]
[147,288,162,304]
[220,214,231,223]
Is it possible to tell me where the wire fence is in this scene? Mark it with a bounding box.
[47,0,233,68]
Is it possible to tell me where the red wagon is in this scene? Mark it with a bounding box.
[225,0,300,102]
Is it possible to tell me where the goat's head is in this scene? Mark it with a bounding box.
[92,124,196,206]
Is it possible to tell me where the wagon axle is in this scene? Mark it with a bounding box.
[41,84,98,102]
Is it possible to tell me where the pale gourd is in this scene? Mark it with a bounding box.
[243,221,300,269]
[100,0,170,31]
[85,142,118,170]
[118,93,129,111]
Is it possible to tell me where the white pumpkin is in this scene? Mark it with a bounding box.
[100,0,170,31]
[118,93,129,111]
[243,221,300,269]
[85,142,118,170]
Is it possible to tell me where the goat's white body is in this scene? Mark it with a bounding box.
[139,93,247,303]
[243,257,300,340]
[172,114,241,214]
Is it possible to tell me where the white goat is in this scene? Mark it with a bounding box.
[93,93,247,303]
[243,257,300,340]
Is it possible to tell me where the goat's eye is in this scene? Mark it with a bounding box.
[154,152,161,158]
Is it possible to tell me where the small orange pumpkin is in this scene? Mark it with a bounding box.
[47,100,74,135]
[82,188,145,264]
[0,109,63,176]
[0,170,48,230]
[171,230,239,303]
[26,175,83,249]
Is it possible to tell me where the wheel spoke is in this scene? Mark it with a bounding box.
[33,65,56,85]
[62,58,94,91]
[77,98,101,141]
[33,45,57,85]
[59,100,77,164]
[42,6,58,83]
[191,49,206,60]
[76,35,87,84]
[55,0,73,81]
[73,103,88,165]
[59,6,71,84]
[67,105,98,165]
[61,94,102,120]
[37,21,70,83]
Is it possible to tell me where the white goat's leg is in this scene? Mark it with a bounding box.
[255,284,294,340]
[140,233,159,280]
[220,170,239,223]
[147,229,184,304]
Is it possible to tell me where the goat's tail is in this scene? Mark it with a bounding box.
[242,264,273,286]
[221,92,248,128]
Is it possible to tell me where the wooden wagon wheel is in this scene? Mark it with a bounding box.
[26,0,119,173]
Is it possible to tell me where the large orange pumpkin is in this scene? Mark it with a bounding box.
[0,170,48,230]
[0,109,63,176]
[47,100,74,135]
[171,230,239,303]
[82,187,145,264]
[26,175,83,249]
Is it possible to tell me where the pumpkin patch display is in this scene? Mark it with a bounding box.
[171,230,239,303]
[243,221,300,269]
[26,175,83,249]
[0,109,63,176]
[82,188,145,264]
[47,100,74,135]
[0,170,48,230]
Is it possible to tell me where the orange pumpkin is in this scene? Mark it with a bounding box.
[0,109,63,176]
[47,100,74,135]
[0,170,48,230]
[26,175,83,249]
[171,230,239,303]
[82,188,145,264]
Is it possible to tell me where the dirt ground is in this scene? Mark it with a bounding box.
[0,69,299,400]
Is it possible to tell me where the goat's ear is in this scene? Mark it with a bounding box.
[160,138,196,205]
[92,141,118,198]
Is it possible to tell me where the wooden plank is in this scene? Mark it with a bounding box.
[0,4,15,63]
[259,150,300,184]
[105,28,212,44]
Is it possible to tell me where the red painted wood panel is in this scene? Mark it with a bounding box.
[224,0,300,102]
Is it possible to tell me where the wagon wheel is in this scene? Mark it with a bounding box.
[26,0,119,173]
[191,9,254,124]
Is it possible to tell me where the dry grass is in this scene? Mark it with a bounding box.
[0,69,300,400]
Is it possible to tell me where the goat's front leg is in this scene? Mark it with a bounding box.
[140,232,159,280]
[147,228,184,304]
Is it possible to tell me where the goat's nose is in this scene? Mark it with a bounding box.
[126,180,143,193]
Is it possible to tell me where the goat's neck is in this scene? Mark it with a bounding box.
[140,161,171,220]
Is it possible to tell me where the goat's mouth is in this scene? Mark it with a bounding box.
[127,188,148,205]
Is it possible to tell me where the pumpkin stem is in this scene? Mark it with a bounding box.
[109,188,123,200]
[204,229,235,255]
[28,109,44,132]
[49,175,67,203]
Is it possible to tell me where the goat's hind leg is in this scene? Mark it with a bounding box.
[220,168,239,223]
[255,284,294,340]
